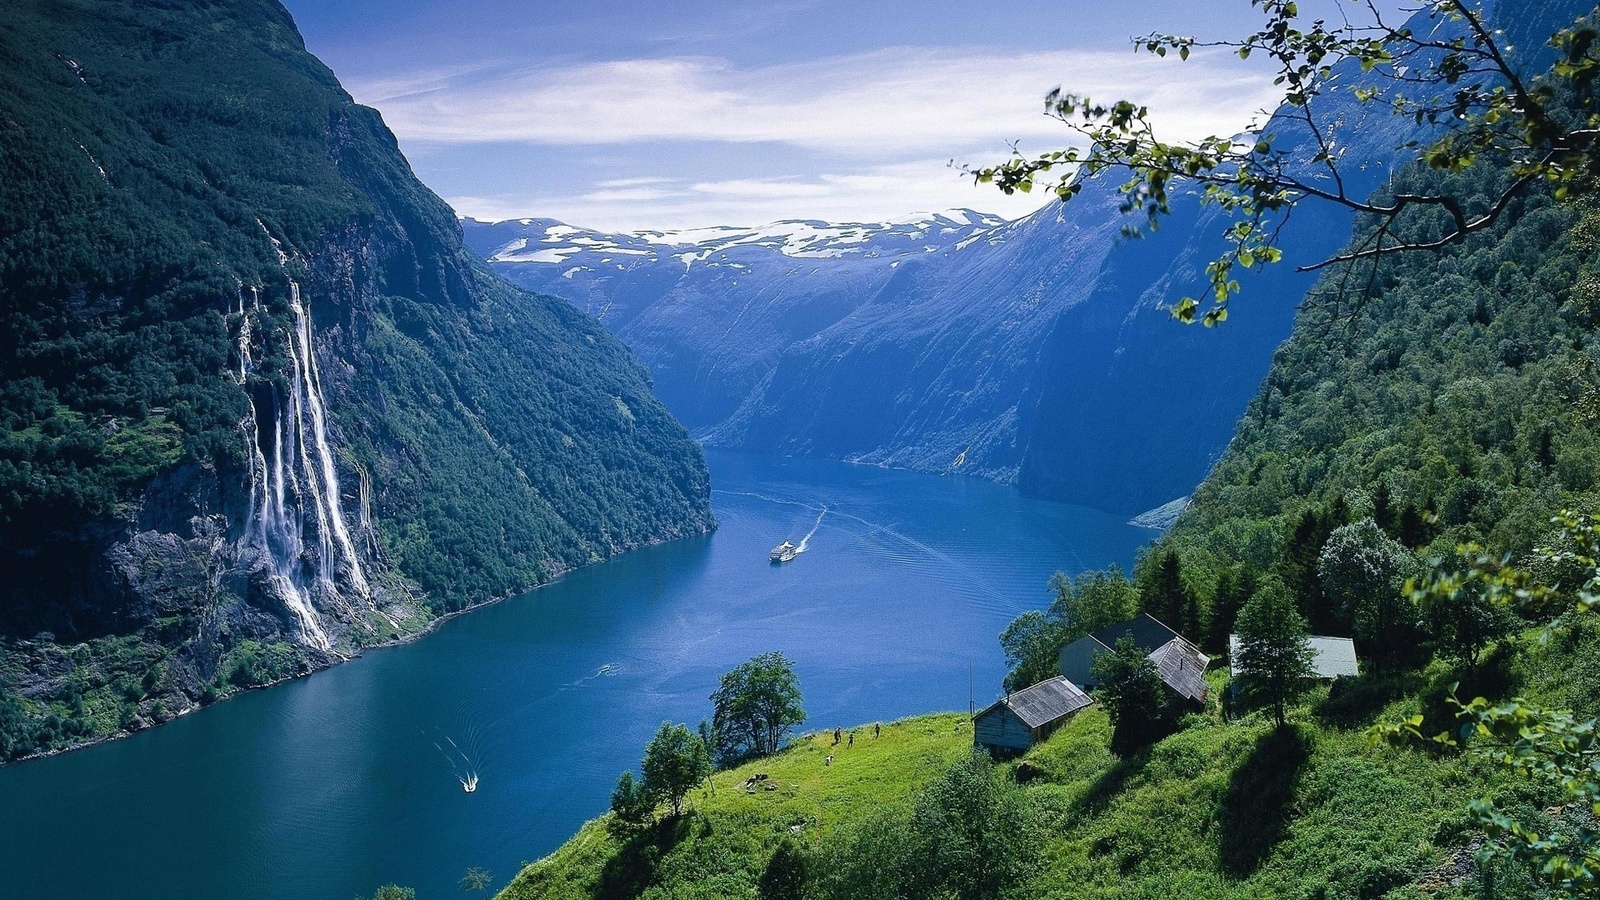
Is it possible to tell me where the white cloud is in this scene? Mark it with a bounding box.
[687,179,834,198]
[380,44,1288,229]
[579,187,681,202]
[593,176,678,189]
[356,46,1280,158]
[447,159,1056,232]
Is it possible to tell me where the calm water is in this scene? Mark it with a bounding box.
[0,451,1150,900]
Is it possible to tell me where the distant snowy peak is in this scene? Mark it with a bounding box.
[464,210,1010,269]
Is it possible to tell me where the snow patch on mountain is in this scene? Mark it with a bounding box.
[471,211,1008,270]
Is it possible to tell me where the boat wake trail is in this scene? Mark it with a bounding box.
[821,507,1013,610]
[712,489,823,513]
[566,662,619,687]
[431,724,485,793]
[794,506,827,554]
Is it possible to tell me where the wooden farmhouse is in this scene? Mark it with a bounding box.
[1228,634,1360,680]
[973,676,1094,754]
[1058,613,1212,704]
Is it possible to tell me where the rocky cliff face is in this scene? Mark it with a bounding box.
[0,0,711,760]
[471,0,1586,517]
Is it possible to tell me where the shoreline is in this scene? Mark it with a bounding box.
[0,520,716,769]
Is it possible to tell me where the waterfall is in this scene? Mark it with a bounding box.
[286,282,370,598]
[235,278,371,653]
[242,389,330,652]
[234,287,254,383]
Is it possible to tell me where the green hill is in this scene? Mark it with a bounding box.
[1161,165,1600,600]
[500,714,976,900]
[499,622,1596,900]
[0,0,712,761]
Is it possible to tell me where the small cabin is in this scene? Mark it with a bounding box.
[1058,613,1212,704]
[973,676,1093,755]
[1228,634,1360,680]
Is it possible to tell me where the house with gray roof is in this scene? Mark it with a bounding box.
[1058,613,1212,704]
[1228,634,1360,680]
[973,675,1094,754]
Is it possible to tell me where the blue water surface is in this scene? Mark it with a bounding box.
[0,451,1152,899]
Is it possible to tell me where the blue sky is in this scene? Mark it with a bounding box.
[283,0,1409,230]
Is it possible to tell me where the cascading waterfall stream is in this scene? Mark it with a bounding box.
[234,275,371,653]
[286,282,370,598]
[242,390,330,652]
[234,286,254,384]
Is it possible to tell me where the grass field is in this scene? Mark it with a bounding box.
[498,714,974,899]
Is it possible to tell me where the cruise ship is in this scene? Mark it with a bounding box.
[769,540,797,563]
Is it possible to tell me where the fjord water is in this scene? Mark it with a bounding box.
[0,452,1149,899]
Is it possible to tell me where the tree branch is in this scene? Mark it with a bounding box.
[1298,167,1543,271]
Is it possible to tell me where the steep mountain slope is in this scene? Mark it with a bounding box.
[463,212,1006,433]
[1164,168,1600,599]
[0,0,711,760]
[472,0,1588,516]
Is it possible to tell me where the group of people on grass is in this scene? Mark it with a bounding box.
[824,722,882,765]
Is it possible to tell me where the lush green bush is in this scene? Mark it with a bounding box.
[1091,636,1178,756]
[711,652,806,766]
[999,566,1138,691]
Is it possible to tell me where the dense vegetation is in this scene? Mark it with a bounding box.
[1162,164,1600,639]
[0,0,711,761]
[1000,158,1600,895]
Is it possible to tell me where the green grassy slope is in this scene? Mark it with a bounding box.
[503,625,1597,899]
[501,714,976,900]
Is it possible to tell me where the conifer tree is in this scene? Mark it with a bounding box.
[1234,579,1315,727]
[1140,550,1192,633]
[1280,510,1328,628]
[1207,566,1256,657]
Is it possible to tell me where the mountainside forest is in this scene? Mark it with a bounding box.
[0,0,713,762]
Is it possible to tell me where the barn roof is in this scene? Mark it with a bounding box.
[1062,614,1210,702]
[1091,613,1181,656]
[1150,637,1210,703]
[1228,634,1360,679]
[979,676,1094,729]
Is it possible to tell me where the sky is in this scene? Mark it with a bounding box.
[282,0,1411,231]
